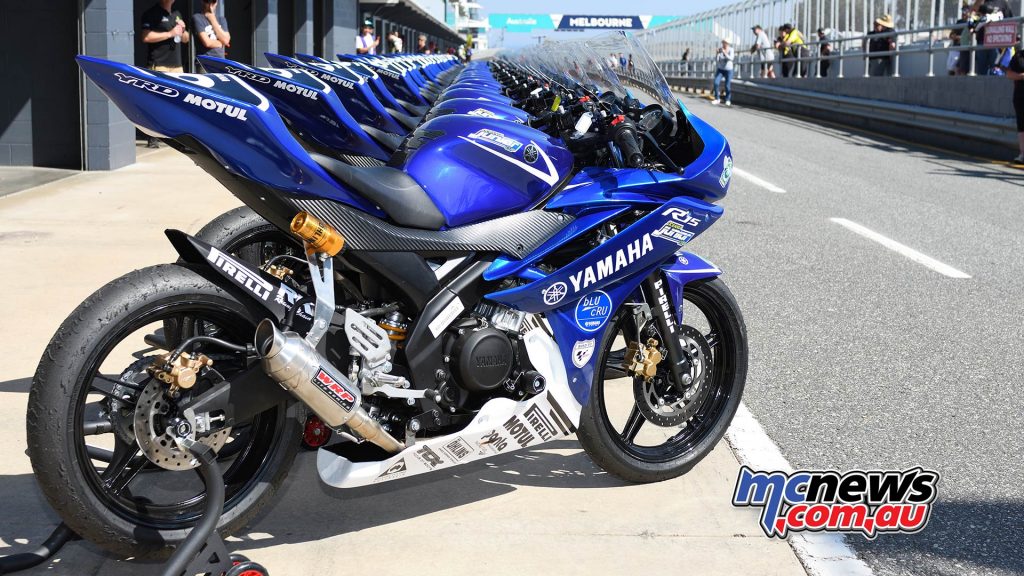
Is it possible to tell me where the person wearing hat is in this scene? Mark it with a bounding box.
[711,38,735,106]
[750,25,776,78]
[865,14,896,76]
[356,22,379,55]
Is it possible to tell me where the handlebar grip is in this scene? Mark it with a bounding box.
[613,124,644,168]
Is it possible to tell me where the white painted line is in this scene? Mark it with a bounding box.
[726,403,876,576]
[830,218,971,279]
[733,167,787,193]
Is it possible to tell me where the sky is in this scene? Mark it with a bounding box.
[477,0,741,49]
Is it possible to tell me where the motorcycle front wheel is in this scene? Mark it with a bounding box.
[27,263,302,556]
[577,276,748,483]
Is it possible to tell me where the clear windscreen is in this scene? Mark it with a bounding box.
[504,31,680,115]
[583,32,680,114]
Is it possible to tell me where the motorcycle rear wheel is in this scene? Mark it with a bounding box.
[27,263,302,556]
[577,276,747,483]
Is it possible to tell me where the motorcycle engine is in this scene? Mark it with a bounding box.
[450,326,513,392]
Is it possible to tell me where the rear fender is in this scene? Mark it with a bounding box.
[166,229,313,325]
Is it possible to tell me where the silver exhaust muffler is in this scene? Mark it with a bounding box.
[255,319,404,453]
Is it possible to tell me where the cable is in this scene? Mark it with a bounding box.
[0,524,78,574]
[159,444,225,576]
[166,336,252,363]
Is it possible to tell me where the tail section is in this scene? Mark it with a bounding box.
[76,56,380,215]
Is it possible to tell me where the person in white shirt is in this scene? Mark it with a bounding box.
[356,23,379,55]
[750,25,776,78]
[712,39,735,106]
[388,31,403,53]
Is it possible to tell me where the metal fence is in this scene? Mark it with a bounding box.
[636,0,1023,79]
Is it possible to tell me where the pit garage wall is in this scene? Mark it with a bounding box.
[0,0,361,170]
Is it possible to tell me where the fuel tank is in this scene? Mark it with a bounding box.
[425,98,530,124]
[400,116,573,227]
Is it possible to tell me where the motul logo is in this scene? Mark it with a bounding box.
[315,368,356,404]
[183,93,248,121]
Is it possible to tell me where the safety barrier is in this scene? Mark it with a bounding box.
[656,17,1023,80]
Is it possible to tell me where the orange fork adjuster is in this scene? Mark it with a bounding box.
[290,211,345,256]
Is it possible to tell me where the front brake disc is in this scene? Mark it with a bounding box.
[633,325,713,427]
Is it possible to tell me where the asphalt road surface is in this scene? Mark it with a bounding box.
[676,93,1024,576]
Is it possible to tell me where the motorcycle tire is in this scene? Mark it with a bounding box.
[27,263,302,557]
[577,277,748,483]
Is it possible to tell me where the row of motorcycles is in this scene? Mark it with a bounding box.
[26,31,748,559]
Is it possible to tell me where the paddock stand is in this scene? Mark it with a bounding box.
[0,441,268,576]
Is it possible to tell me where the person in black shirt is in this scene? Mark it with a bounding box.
[193,0,230,58]
[997,47,1024,163]
[972,0,1014,74]
[866,14,896,77]
[141,0,189,71]
[140,0,189,147]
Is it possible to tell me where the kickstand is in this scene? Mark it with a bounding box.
[160,442,234,576]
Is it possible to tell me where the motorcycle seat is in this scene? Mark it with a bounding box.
[310,153,445,230]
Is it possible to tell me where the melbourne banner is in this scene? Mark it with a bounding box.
[488,14,678,33]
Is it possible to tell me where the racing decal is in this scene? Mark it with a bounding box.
[542,281,568,305]
[375,458,408,481]
[458,136,560,186]
[413,444,445,469]
[733,467,939,539]
[571,339,596,368]
[522,404,559,442]
[546,392,576,434]
[502,415,535,447]
[662,207,703,227]
[719,155,733,188]
[467,107,501,118]
[224,65,272,84]
[428,296,465,337]
[273,283,314,321]
[477,430,509,453]
[568,235,654,292]
[183,93,248,121]
[467,129,523,152]
[272,80,319,99]
[312,368,358,411]
[575,290,612,332]
[652,221,695,246]
[523,144,540,164]
[206,246,274,300]
[440,438,474,462]
[114,72,179,97]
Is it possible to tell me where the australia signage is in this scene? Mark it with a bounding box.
[488,14,678,33]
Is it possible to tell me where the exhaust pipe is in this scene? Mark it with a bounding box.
[255,319,404,453]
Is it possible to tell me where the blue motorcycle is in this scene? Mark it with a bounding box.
[27,32,746,556]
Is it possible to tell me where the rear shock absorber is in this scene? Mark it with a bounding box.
[378,310,408,353]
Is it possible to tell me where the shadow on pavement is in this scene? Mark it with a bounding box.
[0,378,30,394]
[0,439,618,573]
[852,498,1024,576]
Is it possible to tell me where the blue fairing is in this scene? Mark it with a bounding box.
[486,195,723,312]
[197,56,391,161]
[437,88,515,106]
[264,53,407,135]
[430,98,530,124]
[402,116,574,227]
[338,54,430,107]
[75,56,384,217]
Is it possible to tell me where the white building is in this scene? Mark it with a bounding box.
[451,1,489,50]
